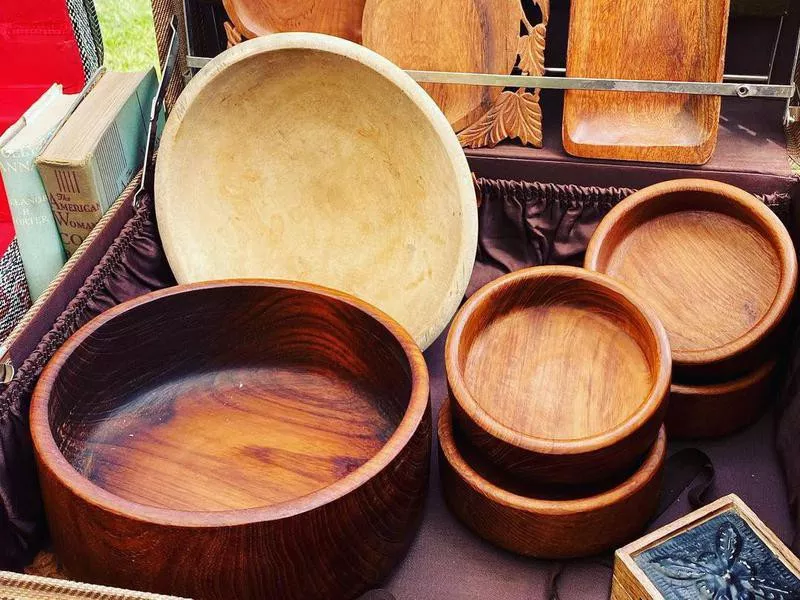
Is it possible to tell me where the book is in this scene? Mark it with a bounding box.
[0,85,75,300]
[37,69,158,255]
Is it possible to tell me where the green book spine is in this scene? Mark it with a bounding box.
[38,68,158,255]
[0,90,69,300]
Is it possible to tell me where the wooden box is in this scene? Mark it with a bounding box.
[612,495,800,600]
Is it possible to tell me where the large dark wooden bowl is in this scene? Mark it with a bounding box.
[439,400,665,558]
[585,179,797,382]
[31,281,431,600]
[446,266,671,486]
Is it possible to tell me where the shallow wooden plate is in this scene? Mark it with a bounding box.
[439,400,666,559]
[31,281,431,599]
[155,34,478,351]
[585,179,797,381]
[222,0,366,42]
[362,0,524,131]
[447,265,671,485]
[668,357,778,439]
[562,0,730,164]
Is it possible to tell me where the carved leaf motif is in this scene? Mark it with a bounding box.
[652,556,710,580]
[457,90,542,149]
[535,0,550,26]
[716,523,742,569]
[518,24,547,76]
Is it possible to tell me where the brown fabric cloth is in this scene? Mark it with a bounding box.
[0,180,795,600]
[0,196,174,569]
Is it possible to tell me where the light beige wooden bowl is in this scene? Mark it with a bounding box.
[155,33,478,350]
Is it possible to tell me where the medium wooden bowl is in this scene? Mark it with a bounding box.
[30,281,431,600]
[155,34,478,351]
[446,266,671,485]
[439,400,666,559]
[667,357,778,439]
[585,179,797,382]
[223,0,366,42]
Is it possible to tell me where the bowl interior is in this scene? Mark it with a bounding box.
[455,272,662,443]
[46,285,413,512]
[590,189,784,356]
[156,38,475,350]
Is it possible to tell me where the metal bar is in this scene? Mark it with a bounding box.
[184,55,794,98]
[406,70,793,98]
[545,66,770,84]
[767,15,785,83]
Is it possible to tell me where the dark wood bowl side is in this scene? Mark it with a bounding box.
[667,358,777,439]
[585,179,797,383]
[449,386,666,486]
[439,403,665,559]
[31,281,432,599]
[36,406,431,599]
[446,266,671,485]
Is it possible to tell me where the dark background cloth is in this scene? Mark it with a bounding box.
[0,182,795,600]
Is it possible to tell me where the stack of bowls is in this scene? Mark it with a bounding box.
[440,266,672,558]
[585,179,797,438]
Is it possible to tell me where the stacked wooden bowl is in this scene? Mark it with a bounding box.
[440,266,673,558]
[585,179,797,438]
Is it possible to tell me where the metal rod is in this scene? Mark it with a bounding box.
[544,66,770,84]
[406,70,793,98]
[184,55,794,99]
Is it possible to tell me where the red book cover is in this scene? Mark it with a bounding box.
[0,0,87,251]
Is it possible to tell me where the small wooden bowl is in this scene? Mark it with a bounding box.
[439,400,666,559]
[667,357,778,439]
[31,281,431,600]
[446,265,671,485]
[585,179,797,382]
[156,34,478,351]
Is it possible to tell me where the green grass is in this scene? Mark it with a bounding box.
[95,0,160,72]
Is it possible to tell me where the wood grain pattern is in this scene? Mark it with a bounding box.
[447,266,671,485]
[31,281,431,600]
[612,495,800,600]
[439,400,665,559]
[362,0,524,132]
[668,357,777,439]
[563,0,731,164]
[155,34,478,352]
[222,0,366,42]
[585,179,797,382]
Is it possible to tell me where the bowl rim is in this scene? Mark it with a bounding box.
[154,32,478,352]
[445,265,672,456]
[584,178,798,369]
[438,399,666,514]
[30,279,430,528]
[671,356,777,396]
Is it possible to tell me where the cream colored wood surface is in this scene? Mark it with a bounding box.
[155,34,478,350]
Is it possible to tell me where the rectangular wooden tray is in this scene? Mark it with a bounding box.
[563,0,731,165]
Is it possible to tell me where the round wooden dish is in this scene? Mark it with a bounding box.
[668,357,778,439]
[155,34,478,351]
[439,400,666,558]
[30,281,431,600]
[222,0,366,42]
[585,179,797,382]
[447,265,671,485]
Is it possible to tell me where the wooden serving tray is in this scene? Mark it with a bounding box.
[563,0,731,165]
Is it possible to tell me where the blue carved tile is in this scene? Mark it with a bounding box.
[634,510,800,600]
